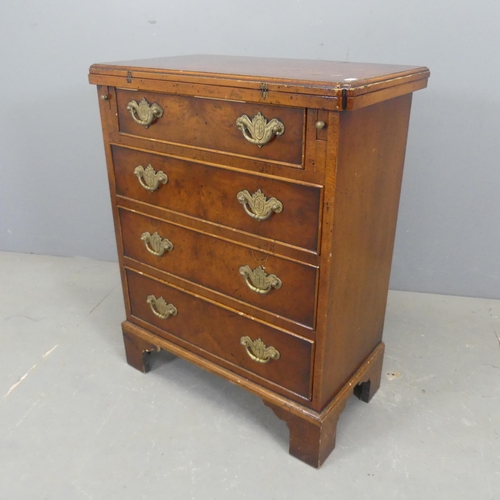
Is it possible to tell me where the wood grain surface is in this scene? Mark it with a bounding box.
[91,55,429,467]
[120,208,318,328]
[112,145,322,252]
[117,89,305,166]
[126,268,314,399]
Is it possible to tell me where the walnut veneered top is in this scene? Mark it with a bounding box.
[89,54,429,110]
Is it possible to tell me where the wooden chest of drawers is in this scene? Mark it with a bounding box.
[89,55,429,467]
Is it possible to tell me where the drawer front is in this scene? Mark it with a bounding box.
[112,146,322,252]
[116,89,305,166]
[120,209,317,328]
[126,269,313,399]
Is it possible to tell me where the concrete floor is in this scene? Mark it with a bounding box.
[0,251,499,499]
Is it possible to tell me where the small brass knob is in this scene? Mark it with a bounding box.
[315,121,326,130]
[100,95,109,101]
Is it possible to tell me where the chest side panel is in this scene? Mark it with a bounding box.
[313,94,413,409]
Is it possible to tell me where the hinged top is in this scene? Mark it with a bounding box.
[89,54,429,110]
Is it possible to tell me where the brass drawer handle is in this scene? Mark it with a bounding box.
[236,112,284,147]
[147,295,177,319]
[239,265,282,295]
[237,189,283,221]
[141,231,173,256]
[134,164,168,192]
[127,97,163,128]
[240,336,280,364]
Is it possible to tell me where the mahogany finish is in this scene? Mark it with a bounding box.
[89,55,429,468]
[317,94,415,406]
[112,145,322,252]
[122,328,159,373]
[126,269,314,400]
[90,54,429,105]
[116,89,305,166]
[119,208,318,328]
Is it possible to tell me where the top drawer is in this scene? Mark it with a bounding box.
[116,90,305,167]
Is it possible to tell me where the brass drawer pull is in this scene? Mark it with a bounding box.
[134,164,168,192]
[239,265,282,295]
[236,112,284,147]
[141,231,173,256]
[240,336,280,364]
[147,295,177,319]
[237,189,283,221]
[127,97,163,128]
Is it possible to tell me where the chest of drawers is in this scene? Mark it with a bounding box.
[89,55,429,468]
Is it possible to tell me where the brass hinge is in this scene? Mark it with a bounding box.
[341,88,348,110]
[260,83,268,99]
[126,71,132,84]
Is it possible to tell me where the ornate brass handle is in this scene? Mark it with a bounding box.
[127,97,164,128]
[239,265,282,295]
[134,164,168,192]
[236,112,285,147]
[141,232,173,256]
[237,189,283,221]
[240,336,280,364]
[147,295,177,319]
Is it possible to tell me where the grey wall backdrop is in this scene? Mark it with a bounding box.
[1,1,499,299]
